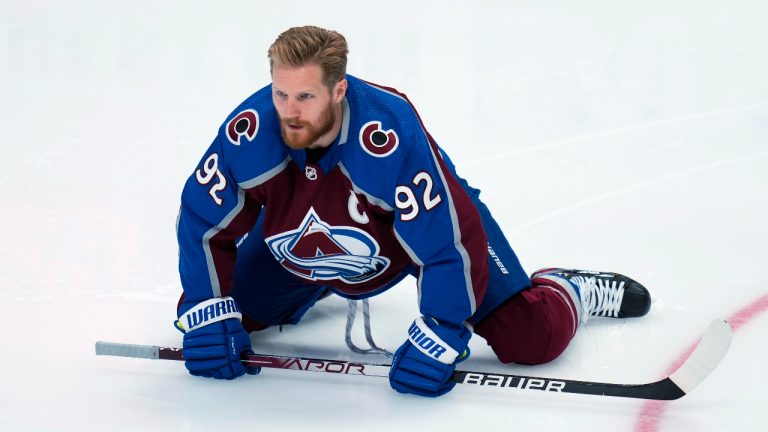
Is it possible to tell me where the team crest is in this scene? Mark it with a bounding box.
[265,208,390,284]
[226,109,259,145]
[359,120,399,157]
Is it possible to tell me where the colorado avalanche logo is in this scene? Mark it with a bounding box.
[359,120,399,157]
[265,208,390,284]
[226,109,259,145]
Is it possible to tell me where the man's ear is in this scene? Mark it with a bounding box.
[333,79,348,103]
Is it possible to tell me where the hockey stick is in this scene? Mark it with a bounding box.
[95,319,731,400]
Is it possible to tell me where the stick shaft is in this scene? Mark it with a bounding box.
[94,319,731,401]
[94,342,684,399]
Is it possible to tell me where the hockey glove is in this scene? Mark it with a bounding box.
[174,297,261,380]
[389,316,471,397]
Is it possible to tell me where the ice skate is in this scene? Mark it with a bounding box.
[532,268,651,319]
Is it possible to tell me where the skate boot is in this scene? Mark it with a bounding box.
[532,268,651,320]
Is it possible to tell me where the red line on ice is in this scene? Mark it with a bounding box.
[635,293,768,432]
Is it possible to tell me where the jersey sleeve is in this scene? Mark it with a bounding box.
[176,134,263,310]
[392,128,489,329]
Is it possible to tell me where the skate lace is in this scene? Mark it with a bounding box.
[571,276,625,320]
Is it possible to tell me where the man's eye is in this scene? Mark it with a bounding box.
[300,93,313,100]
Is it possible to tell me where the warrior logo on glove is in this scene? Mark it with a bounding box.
[175,297,243,334]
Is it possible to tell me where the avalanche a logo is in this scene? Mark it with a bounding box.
[265,208,390,284]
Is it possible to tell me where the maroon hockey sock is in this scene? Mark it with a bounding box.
[474,284,578,365]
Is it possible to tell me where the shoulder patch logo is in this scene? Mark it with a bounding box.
[359,120,399,157]
[226,109,259,145]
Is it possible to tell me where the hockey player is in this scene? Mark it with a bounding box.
[174,26,652,397]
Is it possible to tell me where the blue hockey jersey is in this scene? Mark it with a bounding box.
[177,75,489,328]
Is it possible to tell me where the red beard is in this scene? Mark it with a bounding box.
[280,102,335,149]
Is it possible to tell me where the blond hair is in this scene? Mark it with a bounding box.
[268,26,348,90]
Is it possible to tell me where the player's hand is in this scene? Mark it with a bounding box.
[175,297,261,379]
[389,316,471,397]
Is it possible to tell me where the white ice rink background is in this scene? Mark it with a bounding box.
[1,1,767,431]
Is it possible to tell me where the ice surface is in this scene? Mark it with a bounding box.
[1,1,767,431]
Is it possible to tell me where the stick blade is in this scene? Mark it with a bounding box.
[669,319,732,395]
[95,341,160,359]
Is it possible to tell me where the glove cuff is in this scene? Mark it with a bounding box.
[407,316,467,365]
[174,296,242,334]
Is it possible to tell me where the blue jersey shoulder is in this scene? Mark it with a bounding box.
[216,84,288,186]
[342,75,430,205]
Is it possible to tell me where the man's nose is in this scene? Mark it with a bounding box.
[286,99,301,118]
